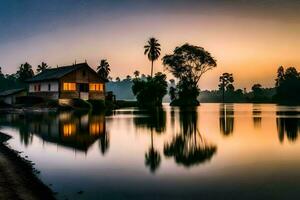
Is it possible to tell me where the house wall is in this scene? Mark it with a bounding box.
[59,67,105,100]
[28,81,59,100]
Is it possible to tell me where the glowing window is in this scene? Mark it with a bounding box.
[63,83,76,91]
[63,124,76,136]
[89,83,103,91]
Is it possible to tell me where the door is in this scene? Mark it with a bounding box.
[79,83,89,100]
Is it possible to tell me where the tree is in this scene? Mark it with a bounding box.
[144,37,161,77]
[132,72,168,107]
[115,77,121,82]
[275,66,285,87]
[169,86,176,102]
[275,66,300,103]
[97,59,110,82]
[134,70,140,78]
[219,73,234,103]
[126,75,131,80]
[37,62,50,73]
[0,67,4,79]
[16,62,34,82]
[163,43,217,106]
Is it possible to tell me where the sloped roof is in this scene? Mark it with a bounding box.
[0,88,26,97]
[26,63,95,82]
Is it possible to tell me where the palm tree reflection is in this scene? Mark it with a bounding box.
[164,108,217,167]
[145,130,161,173]
[134,108,166,173]
[219,104,234,136]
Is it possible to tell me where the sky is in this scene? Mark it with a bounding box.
[0,0,299,90]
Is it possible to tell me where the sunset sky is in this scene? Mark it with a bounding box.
[0,0,299,90]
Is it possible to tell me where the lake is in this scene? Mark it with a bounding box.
[0,103,300,200]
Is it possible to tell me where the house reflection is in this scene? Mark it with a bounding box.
[219,104,235,136]
[0,111,108,153]
[276,109,300,143]
[164,107,217,167]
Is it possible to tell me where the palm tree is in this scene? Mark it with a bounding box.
[97,59,110,82]
[37,62,50,73]
[144,37,161,77]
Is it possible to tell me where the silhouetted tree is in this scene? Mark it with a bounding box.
[16,62,34,82]
[132,72,168,107]
[169,86,176,102]
[0,67,4,79]
[219,73,234,103]
[134,70,140,78]
[37,62,50,73]
[163,43,217,106]
[97,59,110,82]
[115,77,121,82]
[144,37,161,77]
[275,66,300,103]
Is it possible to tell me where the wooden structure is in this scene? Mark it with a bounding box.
[26,63,105,101]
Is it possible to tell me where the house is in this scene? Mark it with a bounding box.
[26,63,105,101]
[0,88,26,105]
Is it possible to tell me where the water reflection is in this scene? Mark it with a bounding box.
[133,108,166,173]
[219,104,235,136]
[164,107,217,167]
[0,111,107,153]
[276,109,300,143]
[252,104,262,128]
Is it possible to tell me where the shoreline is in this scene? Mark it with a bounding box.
[0,132,55,200]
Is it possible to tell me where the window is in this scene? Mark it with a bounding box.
[63,83,76,91]
[48,84,51,91]
[89,83,103,91]
[63,123,76,136]
[34,84,41,92]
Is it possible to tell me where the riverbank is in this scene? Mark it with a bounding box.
[0,132,55,200]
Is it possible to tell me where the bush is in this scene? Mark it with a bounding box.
[132,73,168,108]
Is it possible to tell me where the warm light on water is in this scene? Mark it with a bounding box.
[0,103,300,199]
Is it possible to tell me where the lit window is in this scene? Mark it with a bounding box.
[89,83,103,91]
[63,83,76,91]
[89,123,104,136]
[63,124,76,136]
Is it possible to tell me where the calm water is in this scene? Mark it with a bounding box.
[0,103,300,200]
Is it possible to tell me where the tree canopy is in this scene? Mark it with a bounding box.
[144,37,161,77]
[97,59,111,82]
[162,43,217,106]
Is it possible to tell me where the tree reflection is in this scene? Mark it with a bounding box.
[133,108,165,173]
[134,107,166,133]
[252,105,262,128]
[276,110,300,142]
[219,104,234,136]
[164,108,217,167]
[145,130,161,173]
